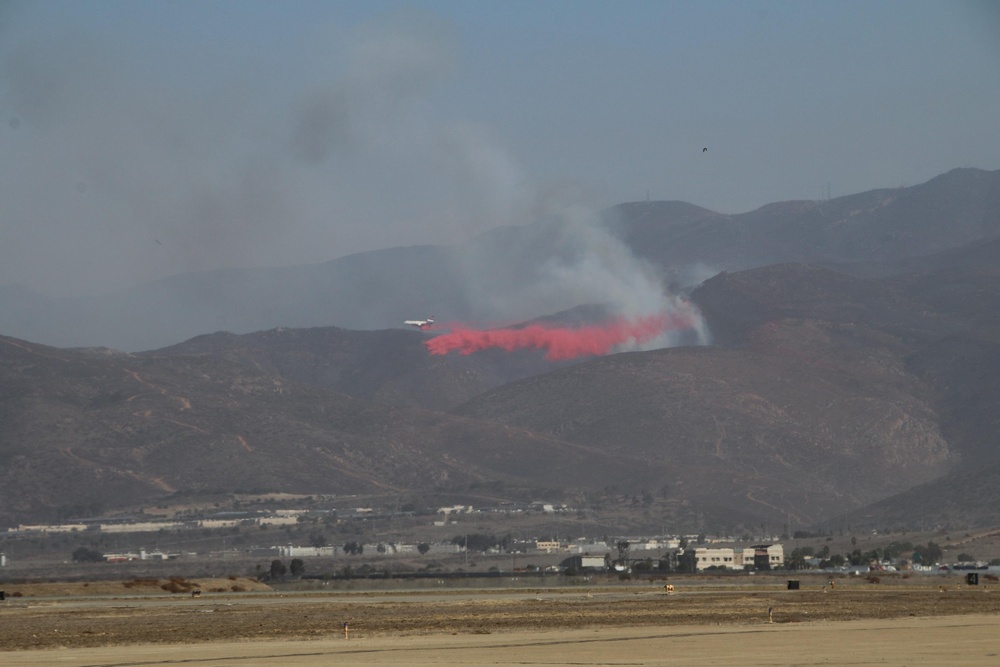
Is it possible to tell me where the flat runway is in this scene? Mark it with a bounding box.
[4,615,1000,666]
[4,579,1000,665]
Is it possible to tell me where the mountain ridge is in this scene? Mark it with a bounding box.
[2,167,998,351]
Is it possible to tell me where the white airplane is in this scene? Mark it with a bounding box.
[403,317,435,330]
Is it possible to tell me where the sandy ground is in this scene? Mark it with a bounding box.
[3,616,1000,666]
[3,576,1000,665]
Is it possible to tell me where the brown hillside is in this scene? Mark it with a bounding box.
[0,336,630,526]
[453,322,954,528]
[152,322,575,412]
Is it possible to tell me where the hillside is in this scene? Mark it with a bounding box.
[153,324,572,412]
[826,460,1000,533]
[452,324,953,528]
[0,335,633,526]
[3,321,955,530]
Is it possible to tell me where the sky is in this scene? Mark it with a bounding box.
[1,0,998,298]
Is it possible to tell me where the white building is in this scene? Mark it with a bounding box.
[681,544,784,571]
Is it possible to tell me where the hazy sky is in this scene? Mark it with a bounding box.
[1,0,998,297]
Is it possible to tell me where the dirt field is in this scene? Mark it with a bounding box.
[2,574,1000,665]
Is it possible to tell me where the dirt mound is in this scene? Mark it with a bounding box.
[2,576,270,598]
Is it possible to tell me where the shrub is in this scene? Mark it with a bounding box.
[161,577,198,593]
[72,546,104,563]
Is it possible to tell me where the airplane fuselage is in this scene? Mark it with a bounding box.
[404,318,434,330]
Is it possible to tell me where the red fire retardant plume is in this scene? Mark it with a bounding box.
[425,313,694,361]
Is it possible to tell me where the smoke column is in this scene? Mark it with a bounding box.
[425,311,696,361]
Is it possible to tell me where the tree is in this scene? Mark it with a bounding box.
[270,559,287,580]
[308,531,328,548]
[452,534,498,553]
[289,558,305,577]
[417,542,431,555]
[956,552,975,563]
[786,548,808,570]
[72,546,104,563]
[616,540,631,565]
[847,549,866,566]
[913,541,943,565]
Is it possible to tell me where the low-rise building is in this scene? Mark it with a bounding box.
[278,545,338,557]
[15,523,87,533]
[437,505,473,515]
[679,544,784,572]
[751,543,784,570]
[562,555,608,571]
[685,547,738,570]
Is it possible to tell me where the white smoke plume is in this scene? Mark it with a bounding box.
[0,5,707,351]
[0,7,532,297]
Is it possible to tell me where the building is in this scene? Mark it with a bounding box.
[278,545,338,557]
[750,544,784,570]
[682,547,738,571]
[561,555,608,571]
[679,544,784,572]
